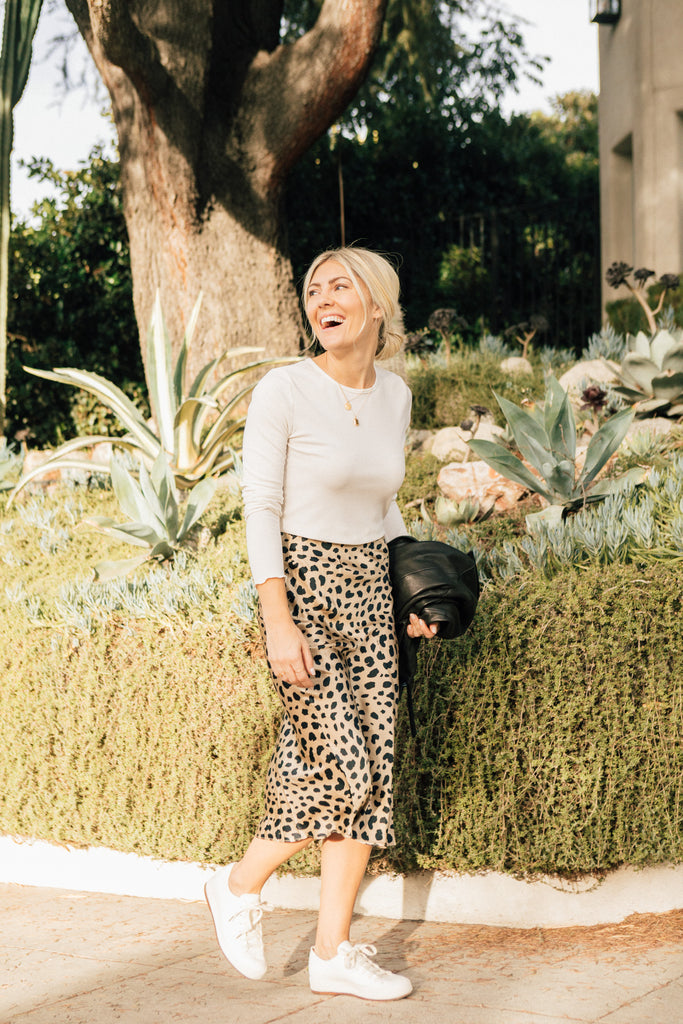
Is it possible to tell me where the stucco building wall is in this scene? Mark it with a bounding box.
[597,0,683,308]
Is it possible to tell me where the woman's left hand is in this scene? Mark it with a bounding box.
[407,613,439,639]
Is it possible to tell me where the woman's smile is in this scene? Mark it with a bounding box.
[306,259,380,353]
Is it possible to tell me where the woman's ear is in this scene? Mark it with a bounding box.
[372,304,382,319]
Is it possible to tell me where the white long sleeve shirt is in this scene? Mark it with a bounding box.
[242,358,412,584]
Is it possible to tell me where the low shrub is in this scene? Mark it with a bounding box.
[407,349,546,430]
[392,562,683,874]
[1,488,681,876]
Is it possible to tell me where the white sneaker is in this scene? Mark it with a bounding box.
[309,941,413,1000]
[204,863,270,980]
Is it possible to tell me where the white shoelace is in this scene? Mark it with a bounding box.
[228,901,272,945]
[342,943,388,977]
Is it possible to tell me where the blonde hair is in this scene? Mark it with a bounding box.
[302,246,404,360]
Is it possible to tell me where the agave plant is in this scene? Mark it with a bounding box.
[608,328,683,418]
[468,375,637,516]
[10,292,298,501]
[82,451,216,579]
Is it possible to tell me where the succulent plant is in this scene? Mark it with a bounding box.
[609,328,683,417]
[605,262,680,334]
[468,374,636,510]
[82,451,217,579]
[10,292,298,502]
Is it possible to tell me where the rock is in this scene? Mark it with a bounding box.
[430,427,470,462]
[558,359,618,399]
[430,421,505,462]
[405,428,436,454]
[623,417,676,445]
[21,450,62,486]
[89,442,115,467]
[437,460,528,513]
[500,356,533,376]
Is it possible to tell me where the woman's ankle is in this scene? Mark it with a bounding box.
[313,938,346,961]
[227,862,261,898]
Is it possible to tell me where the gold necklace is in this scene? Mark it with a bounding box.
[335,380,375,426]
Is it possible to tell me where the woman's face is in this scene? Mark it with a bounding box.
[305,259,380,356]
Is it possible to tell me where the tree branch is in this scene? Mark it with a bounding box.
[237,0,388,191]
[73,0,164,97]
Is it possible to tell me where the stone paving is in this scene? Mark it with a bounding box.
[2,883,682,1023]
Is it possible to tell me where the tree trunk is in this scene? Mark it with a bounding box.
[64,0,388,382]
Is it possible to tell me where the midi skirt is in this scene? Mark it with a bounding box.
[256,533,399,848]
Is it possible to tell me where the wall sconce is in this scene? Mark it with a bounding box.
[590,0,621,24]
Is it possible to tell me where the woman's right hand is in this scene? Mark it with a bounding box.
[265,619,316,688]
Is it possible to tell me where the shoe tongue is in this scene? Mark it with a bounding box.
[239,893,261,906]
[337,940,354,954]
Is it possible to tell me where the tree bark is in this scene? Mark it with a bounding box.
[64,0,388,381]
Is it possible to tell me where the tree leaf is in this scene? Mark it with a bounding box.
[650,329,677,367]
[81,516,154,549]
[650,371,683,402]
[173,293,204,405]
[93,552,152,580]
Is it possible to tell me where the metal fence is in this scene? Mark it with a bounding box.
[447,197,602,353]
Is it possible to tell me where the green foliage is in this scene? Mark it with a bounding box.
[7,149,141,446]
[606,280,683,339]
[11,293,296,499]
[283,1,543,128]
[82,452,217,579]
[468,375,635,507]
[392,562,683,874]
[437,245,490,324]
[407,349,546,430]
[582,322,627,362]
[0,0,44,435]
[1,489,681,875]
[610,328,683,418]
[397,451,442,511]
[287,95,599,335]
[484,456,683,581]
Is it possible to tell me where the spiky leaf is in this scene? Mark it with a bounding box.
[467,438,554,503]
[146,292,176,455]
[178,476,218,541]
[581,407,634,489]
[24,366,159,455]
[544,375,576,464]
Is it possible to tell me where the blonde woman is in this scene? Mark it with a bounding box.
[205,247,437,1001]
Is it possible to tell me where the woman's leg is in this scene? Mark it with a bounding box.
[308,833,412,1000]
[314,833,372,958]
[229,835,313,895]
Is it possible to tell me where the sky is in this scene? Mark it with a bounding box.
[9,1,600,218]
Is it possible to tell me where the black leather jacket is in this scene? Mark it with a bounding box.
[388,535,480,734]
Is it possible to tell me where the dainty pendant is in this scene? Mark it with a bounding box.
[344,401,352,411]
[353,416,359,426]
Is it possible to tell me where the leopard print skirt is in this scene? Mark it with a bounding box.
[256,533,399,848]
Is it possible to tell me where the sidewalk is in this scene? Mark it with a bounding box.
[2,882,682,1024]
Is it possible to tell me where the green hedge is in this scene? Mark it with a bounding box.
[1,503,681,875]
[394,563,683,874]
